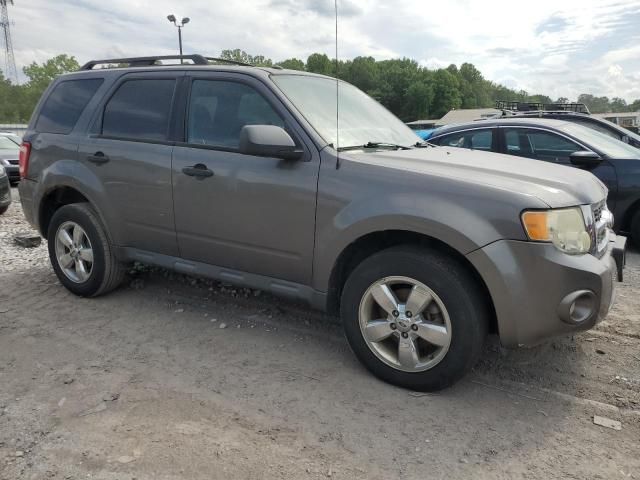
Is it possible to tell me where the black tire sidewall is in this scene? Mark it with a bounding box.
[47,204,108,297]
[631,210,640,249]
[341,247,486,391]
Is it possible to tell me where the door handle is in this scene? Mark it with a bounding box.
[87,151,110,164]
[182,163,214,178]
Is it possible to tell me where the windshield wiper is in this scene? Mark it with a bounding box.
[414,141,438,148]
[337,141,413,152]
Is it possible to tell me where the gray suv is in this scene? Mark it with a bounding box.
[18,55,626,391]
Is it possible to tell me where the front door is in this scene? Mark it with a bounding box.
[171,74,320,284]
[500,127,618,210]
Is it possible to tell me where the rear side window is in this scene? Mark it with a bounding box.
[102,79,176,141]
[35,79,103,134]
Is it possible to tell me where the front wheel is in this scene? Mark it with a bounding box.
[47,203,125,297]
[340,246,488,391]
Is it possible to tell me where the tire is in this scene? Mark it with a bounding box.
[0,205,8,215]
[47,203,125,297]
[340,245,488,391]
[631,209,640,250]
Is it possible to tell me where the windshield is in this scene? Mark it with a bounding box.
[271,74,421,150]
[0,136,19,150]
[559,123,640,159]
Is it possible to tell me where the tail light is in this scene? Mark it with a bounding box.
[19,141,31,178]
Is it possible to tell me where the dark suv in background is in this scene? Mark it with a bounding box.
[17,55,625,391]
[429,118,640,247]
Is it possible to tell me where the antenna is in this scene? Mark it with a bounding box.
[0,0,17,83]
[334,0,340,169]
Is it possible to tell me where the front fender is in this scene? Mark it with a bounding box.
[312,190,535,291]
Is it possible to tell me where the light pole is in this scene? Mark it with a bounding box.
[167,14,190,60]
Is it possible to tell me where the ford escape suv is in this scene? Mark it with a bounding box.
[18,55,626,391]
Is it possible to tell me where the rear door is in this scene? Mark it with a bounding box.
[171,72,320,284]
[77,72,181,256]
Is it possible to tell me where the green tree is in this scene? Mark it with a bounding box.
[306,53,334,76]
[23,54,80,91]
[277,58,305,70]
[348,56,378,93]
[430,69,462,118]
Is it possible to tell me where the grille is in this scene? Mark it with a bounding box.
[590,201,609,256]
[7,159,18,165]
[592,202,604,223]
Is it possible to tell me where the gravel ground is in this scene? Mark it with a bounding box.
[1,186,640,480]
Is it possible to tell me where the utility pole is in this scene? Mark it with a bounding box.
[0,0,17,83]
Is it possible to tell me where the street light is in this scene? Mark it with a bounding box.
[167,14,190,60]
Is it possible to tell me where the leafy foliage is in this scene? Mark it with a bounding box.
[0,51,638,124]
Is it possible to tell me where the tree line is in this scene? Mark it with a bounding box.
[0,51,638,124]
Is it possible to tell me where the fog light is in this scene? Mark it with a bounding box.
[558,290,596,325]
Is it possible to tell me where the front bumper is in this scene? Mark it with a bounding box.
[467,235,625,347]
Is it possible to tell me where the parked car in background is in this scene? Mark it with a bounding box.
[0,131,22,145]
[495,111,640,149]
[429,118,640,247]
[18,54,625,391]
[0,133,21,185]
[0,165,11,214]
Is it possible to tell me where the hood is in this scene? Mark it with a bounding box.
[346,147,607,208]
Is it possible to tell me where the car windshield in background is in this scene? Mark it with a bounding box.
[271,74,420,150]
[559,123,640,159]
[0,136,19,150]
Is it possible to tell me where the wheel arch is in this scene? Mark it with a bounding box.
[325,229,498,334]
[620,197,640,233]
[38,183,110,244]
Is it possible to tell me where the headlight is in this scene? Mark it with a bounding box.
[0,165,5,176]
[521,207,591,254]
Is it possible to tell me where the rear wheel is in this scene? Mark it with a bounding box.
[340,246,488,391]
[47,203,125,297]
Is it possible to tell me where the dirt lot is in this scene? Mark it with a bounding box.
[1,186,639,480]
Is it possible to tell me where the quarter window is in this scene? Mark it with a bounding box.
[187,80,285,148]
[35,79,103,134]
[437,129,493,151]
[102,79,176,141]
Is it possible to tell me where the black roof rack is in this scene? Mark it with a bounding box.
[80,54,253,70]
[494,100,590,114]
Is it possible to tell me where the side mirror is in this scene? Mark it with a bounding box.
[239,125,303,160]
[570,150,601,167]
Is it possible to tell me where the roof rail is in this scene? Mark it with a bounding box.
[494,100,590,114]
[203,57,253,66]
[80,54,253,70]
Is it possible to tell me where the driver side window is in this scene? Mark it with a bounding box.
[504,128,583,164]
[187,80,285,148]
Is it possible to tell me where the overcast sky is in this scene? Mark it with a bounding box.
[8,0,640,101]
